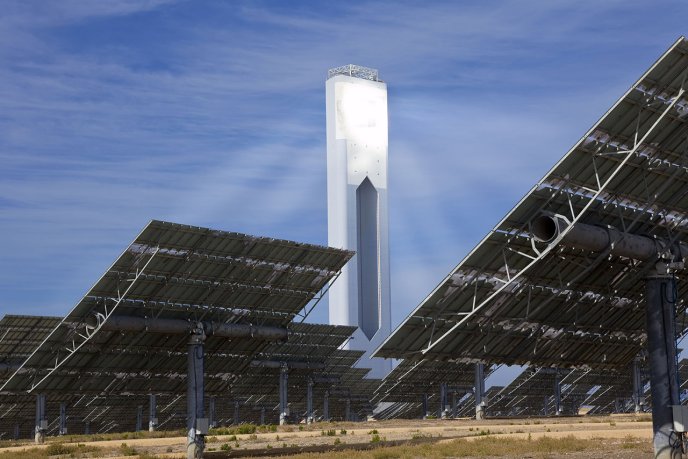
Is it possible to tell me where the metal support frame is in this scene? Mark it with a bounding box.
[646,269,682,459]
[451,391,458,418]
[279,365,289,425]
[10,248,160,393]
[475,363,485,420]
[59,402,67,435]
[233,401,240,425]
[34,394,46,444]
[323,391,329,422]
[439,383,448,419]
[259,407,265,425]
[84,420,90,435]
[344,398,351,422]
[209,397,216,429]
[187,328,206,459]
[13,424,19,440]
[149,394,157,432]
[306,377,314,424]
[422,393,429,419]
[554,371,562,416]
[633,357,644,413]
[418,88,684,356]
[133,405,142,432]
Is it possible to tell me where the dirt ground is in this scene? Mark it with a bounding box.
[0,414,656,458]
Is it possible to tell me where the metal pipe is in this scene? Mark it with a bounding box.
[187,331,205,459]
[279,366,289,425]
[323,391,329,422]
[233,401,240,425]
[136,406,142,432]
[554,372,561,416]
[208,397,216,429]
[34,394,46,444]
[250,360,325,370]
[149,394,157,432]
[633,358,643,414]
[91,315,288,341]
[439,383,448,419]
[475,363,485,420]
[646,273,682,459]
[59,402,67,435]
[532,215,688,261]
[306,377,314,424]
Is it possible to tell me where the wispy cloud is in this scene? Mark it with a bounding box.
[0,0,686,328]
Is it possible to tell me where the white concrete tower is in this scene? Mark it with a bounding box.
[326,65,392,379]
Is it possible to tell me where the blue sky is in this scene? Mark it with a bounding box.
[2,0,688,343]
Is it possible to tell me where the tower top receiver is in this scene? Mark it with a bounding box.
[327,64,380,82]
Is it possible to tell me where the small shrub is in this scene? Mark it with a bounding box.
[237,423,257,434]
[119,442,137,456]
[368,429,379,435]
[340,429,347,435]
[334,437,341,445]
[46,443,74,455]
[220,443,231,451]
[370,433,382,443]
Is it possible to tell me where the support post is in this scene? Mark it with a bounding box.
[306,377,314,424]
[633,357,644,414]
[149,394,157,432]
[259,407,265,426]
[439,383,448,419]
[323,391,330,422]
[646,269,682,459]
[34,394,46,444]
[233,401,240,425]
[554,371,562,416]
[136,405,143,432]
[543,396,549,416]
[474,363,485,420]
[279,365,289,425]
[451,391,458,418]
[345,398,351,422]
[84,421,90,435]
[209,397,216,429]
[59,402,67,435]
[422,393,428,419]
[186,328,206,459]
[13,424,19,440]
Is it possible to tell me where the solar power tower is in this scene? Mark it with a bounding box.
[326,64,393,379]
[375,37,688,459]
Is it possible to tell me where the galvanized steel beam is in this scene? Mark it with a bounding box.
[93,315,288,341]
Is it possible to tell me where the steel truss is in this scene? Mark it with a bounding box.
[418,83,686,357]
